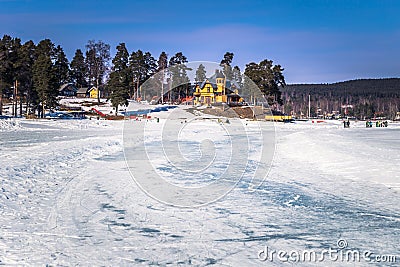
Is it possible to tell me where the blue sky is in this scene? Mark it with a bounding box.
[1,0,399,83]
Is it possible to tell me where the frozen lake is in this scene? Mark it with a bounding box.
[0,113,399,266]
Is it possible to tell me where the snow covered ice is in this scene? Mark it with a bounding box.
[0,109,399,266]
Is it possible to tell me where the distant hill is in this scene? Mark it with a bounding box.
[280,78,400,119]
[283,78,400,96]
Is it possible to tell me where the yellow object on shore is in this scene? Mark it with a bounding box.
[265,114,293,122]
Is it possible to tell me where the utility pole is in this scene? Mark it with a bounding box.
[308,94,311,119]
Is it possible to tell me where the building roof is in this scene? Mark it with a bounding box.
[59,83,69,92]
[198,80,218,90]
[59,83,77,92]
[214,69,225,79]
[77,88,88,94]
[208,70,225,82]
[225,80,240,90]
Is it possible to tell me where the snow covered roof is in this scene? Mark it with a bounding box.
[208,70,224,81]
[77,88,88,94]
[198,80,218,90]
[59,83,78,92]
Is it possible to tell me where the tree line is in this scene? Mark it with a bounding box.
[281,79,400,119]
[0,34,286,116]
[0,36,113,117]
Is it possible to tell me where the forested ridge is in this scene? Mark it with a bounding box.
[281,78,400,119]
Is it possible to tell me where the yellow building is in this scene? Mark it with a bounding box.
[193,70,243,106]
[88,87,99,99]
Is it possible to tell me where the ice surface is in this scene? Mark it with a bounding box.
[0,110,399,266]
[0,118,22,131]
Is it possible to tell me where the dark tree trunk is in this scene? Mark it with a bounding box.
[97,78,100,104]
[19,95,23,116]
[25,96,29,115]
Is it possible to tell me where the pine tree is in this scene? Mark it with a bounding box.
[244,59,285,106]
[221,52,234,65]
[16,40,36,115]
[242,66,262,105]
[0,38,7,115]
[270,63,285,104]
[169,52,191,101]
[129,50,144,98]
[10,38,22,116]
[53,45,70,88]
[144,52,157,77]
[0,35,14,115]
[0,36,24,116]
[195,64,206,83]
[157,52,168,103]
[109,43,130,113]
[232,65,242,87]
[220,52,234,81]
[36,39,55,58]
[70,49,88,88]
[113,43,129,72]
[33,39,57,117]
[157,52,168,72]
[129,50,156,99]
[142,52,157,99]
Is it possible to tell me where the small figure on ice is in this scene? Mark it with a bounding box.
[343,119,350,128]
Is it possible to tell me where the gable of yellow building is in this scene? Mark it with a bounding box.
[88,87,99,99]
